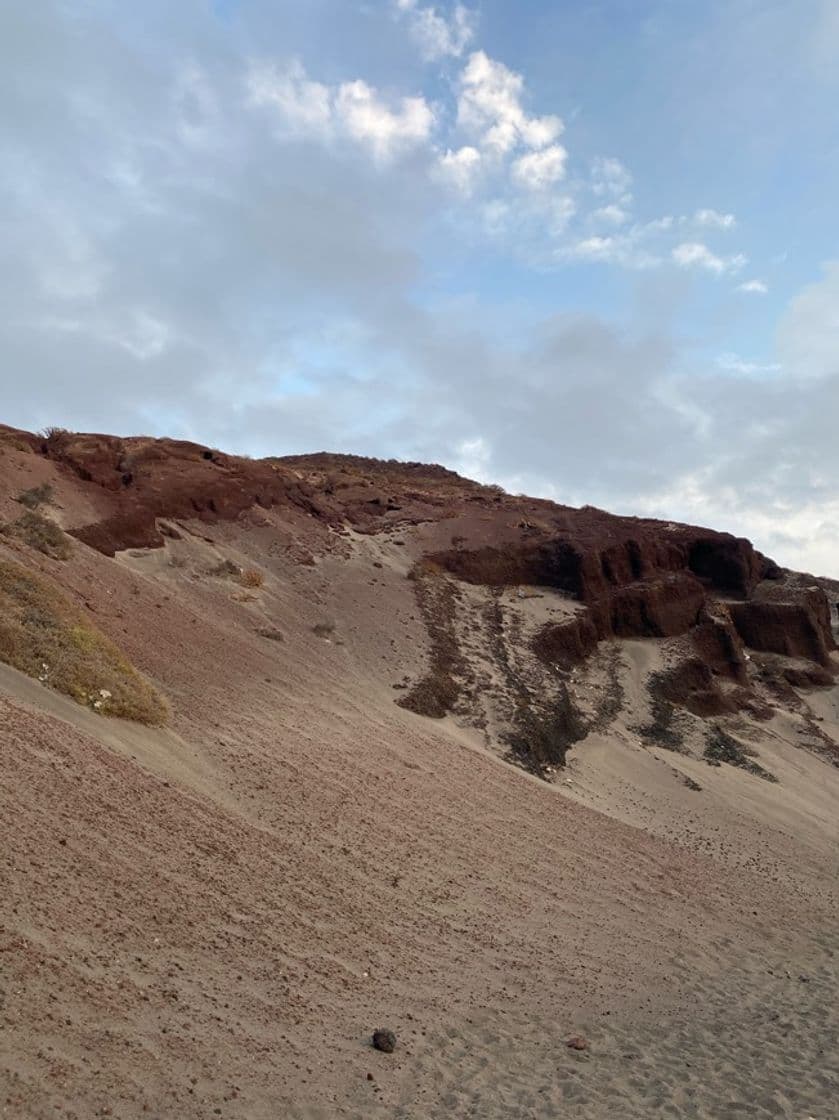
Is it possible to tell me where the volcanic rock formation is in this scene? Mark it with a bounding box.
[1,421,835,778]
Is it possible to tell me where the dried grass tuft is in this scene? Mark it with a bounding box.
[0,557,168,725]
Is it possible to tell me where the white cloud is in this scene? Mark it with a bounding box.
[457,51,562,155]
[452,434,492,481]
[573,235,620,261]
[121,311,173,361]
[480,199,510,236]
[247,59,333,137]
[565,218,675,269]
[36,308,174,362]
[396,0,476,62]
[437,145,482,193]
[245,43,747,280]
[247,61,434,162]
[777,259,839,380]
[737,279,769,294]
[592,204,629,226]
[672,241,746,274]
[717,352,781,376]
[591,157,632,199]
[335,80,434,162]
[694,208,736,230]
[511,144,567,190]
[546,196,576,235]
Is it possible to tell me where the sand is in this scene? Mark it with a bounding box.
[1,485,838,1118]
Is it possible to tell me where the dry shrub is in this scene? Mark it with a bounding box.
[209,559,241,579]
[397,568,463,719]
[238,567,264,588]
[0,510,72,560]
[704,725,777,782]
[0,557,168,725]
[42,426,72,448]
[17,483,54,510]
[398,670,459,719]
[504,686,586,776]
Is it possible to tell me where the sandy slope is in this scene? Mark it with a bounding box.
[2,480,838,1117]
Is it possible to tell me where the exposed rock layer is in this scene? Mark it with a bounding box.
[1,423,835,714]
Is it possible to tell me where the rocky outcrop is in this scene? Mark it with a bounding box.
[686,536,779,597]
[3,423,835,698]
[533,614,600,668]
[730,599,835,667]
[692,605,748,683]
[783,665,836,689]
[652,658,735,718]
[428,531,774,605]
[28,429,324,555]
[600,573,705,639]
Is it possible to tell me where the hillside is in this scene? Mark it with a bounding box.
[1,423,837,1119]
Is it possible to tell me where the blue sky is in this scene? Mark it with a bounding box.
[1,1,838,573]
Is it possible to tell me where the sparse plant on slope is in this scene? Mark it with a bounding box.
[0,510,72,560]
[17,483,54,510]
[238,567,264,588]
[0,557,168,724]
[704,725,777,782]
[635,670,686,751]
[504,685,586,776]
[397,563,464,719]
[42,426,72,449]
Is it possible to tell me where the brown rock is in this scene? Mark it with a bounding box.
[730,599,834,666]
[372,1029,396,1053]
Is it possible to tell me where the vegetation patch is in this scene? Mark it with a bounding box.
[503,685,587,777]
[238,567,264,588]
[635,670,686,751]
[704,726,777,782]
[0,510,72,560]
[480,589,588,777]
[17,483,54,510]
[207,559,264,588]
[208,559,242,579]
[397,563,464,719]
[588,644,625,732]
[0,556,168,724]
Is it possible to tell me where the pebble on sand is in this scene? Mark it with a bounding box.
[566,1035,589,1051]
[372,1029,397,1053]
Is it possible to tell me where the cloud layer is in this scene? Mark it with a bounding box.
[0,0,837,575]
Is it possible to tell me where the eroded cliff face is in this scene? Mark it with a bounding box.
[1,422,836,778]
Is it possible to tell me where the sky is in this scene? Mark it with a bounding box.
[1,1,838,575]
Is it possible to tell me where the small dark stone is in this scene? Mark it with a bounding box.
[366,1072,374,1081]
[372,1029,396,1053]
[257,627,284,642]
